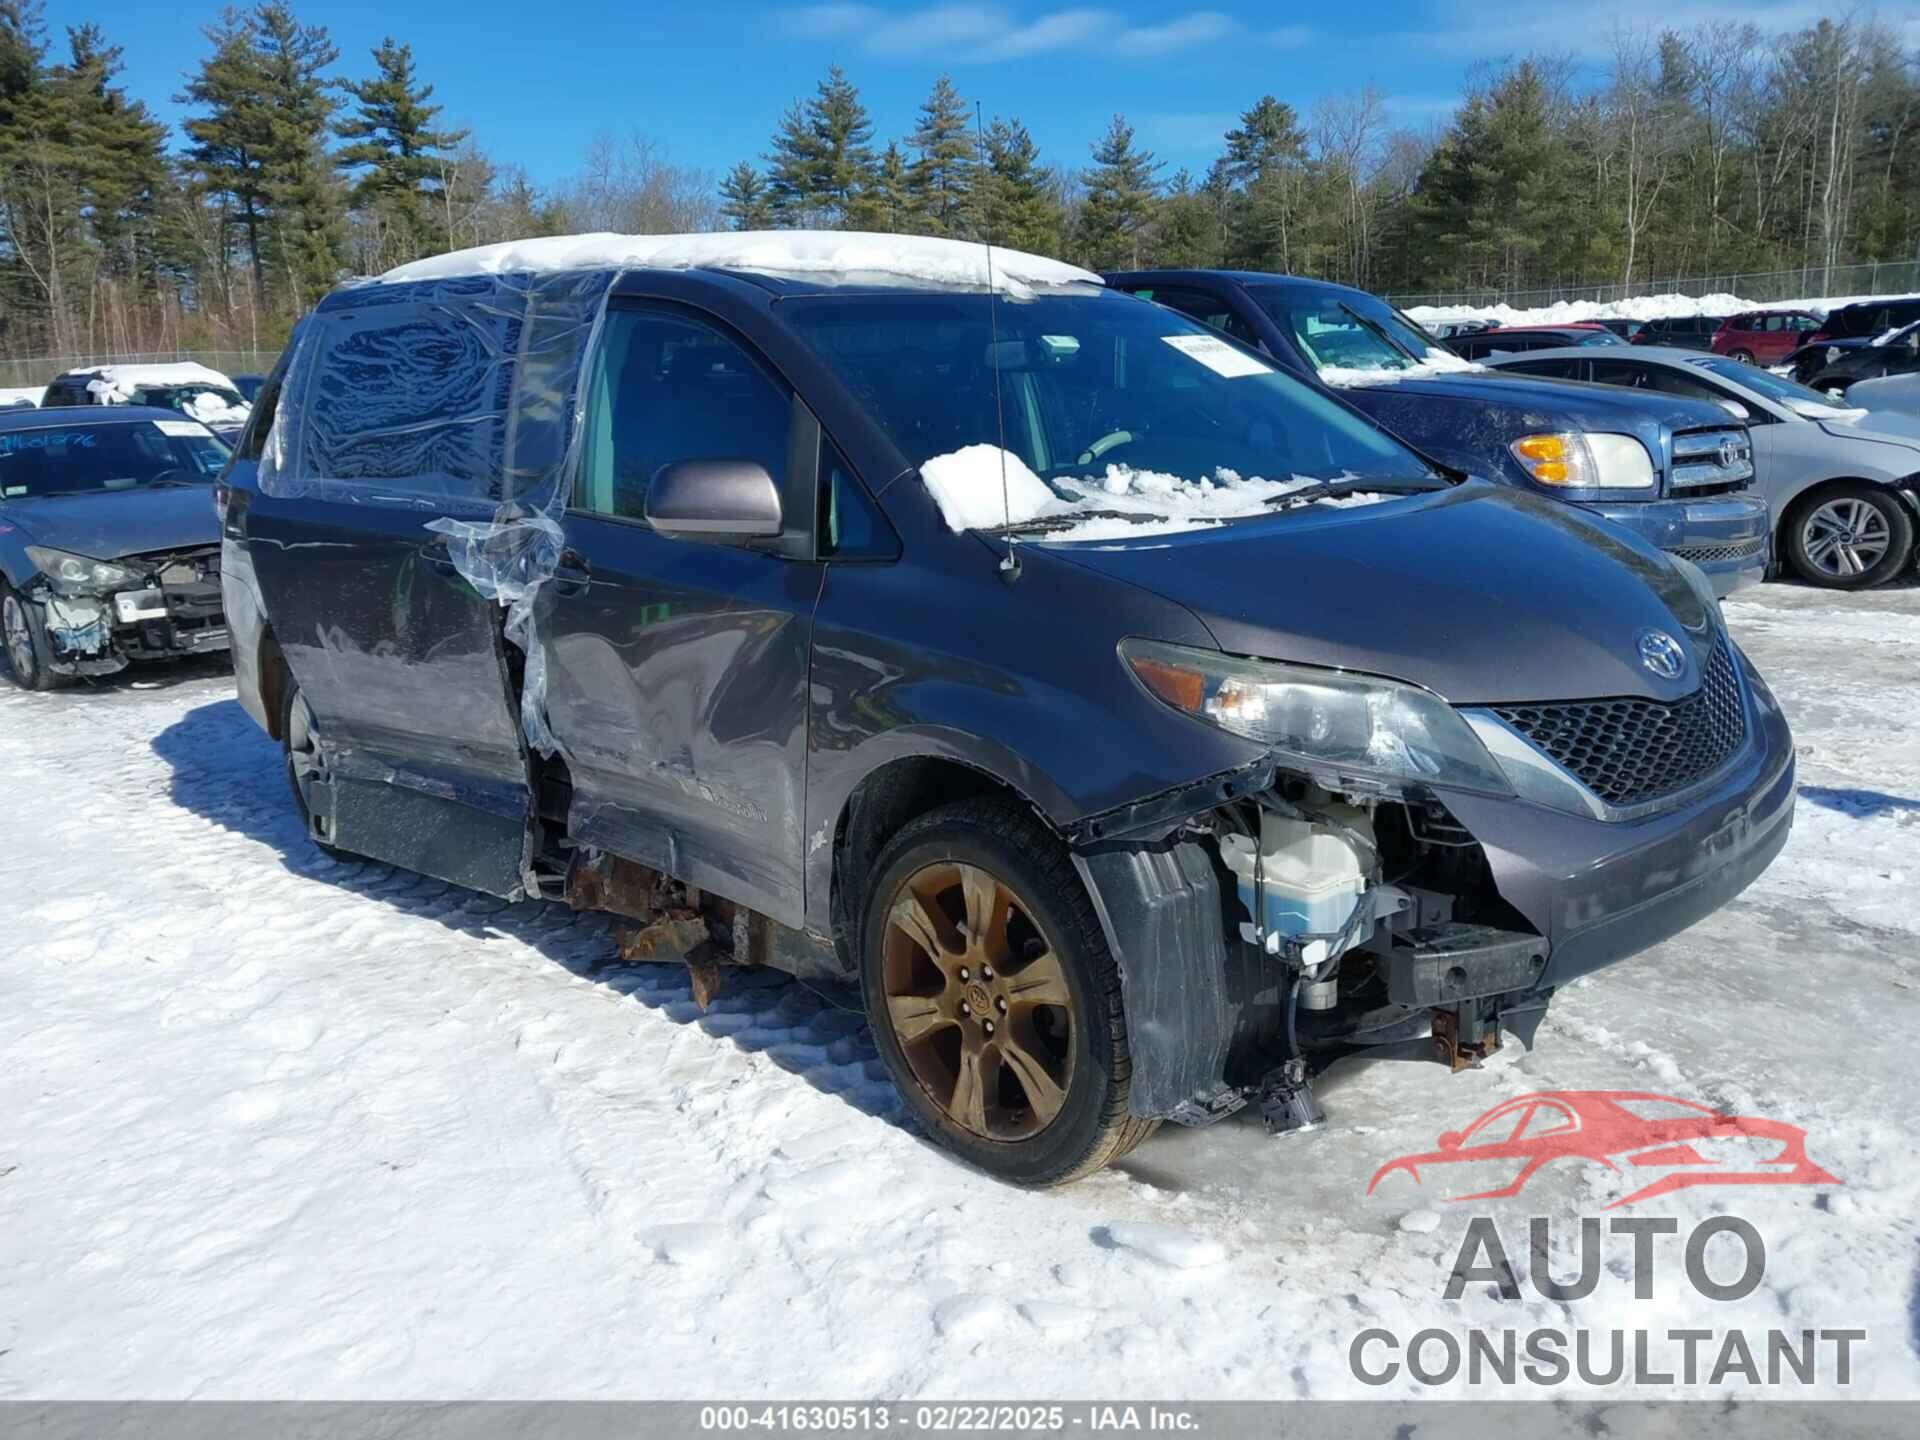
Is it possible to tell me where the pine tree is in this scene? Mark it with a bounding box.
[1074,115,1160,269]
[719,161,773,230]
[335,37,468,265]
[179,3,346,308]
[847,142,911,232]
[979,117,1062,255]
[906,73,975,236]
[1221,95,1307,271]
[762,66,876,227]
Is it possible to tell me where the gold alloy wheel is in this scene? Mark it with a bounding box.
[881,861,1076,1142]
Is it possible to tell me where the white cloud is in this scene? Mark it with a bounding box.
[1268,24,1313,50]
[1405,0,1831,58]
[782,4,1240,62]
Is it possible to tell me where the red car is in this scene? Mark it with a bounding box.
[1366,1091,1837,1209]
[1711,310,1823,365]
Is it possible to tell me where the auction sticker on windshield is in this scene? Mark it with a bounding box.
[1162,333,1273,377]
[153,419,215,437]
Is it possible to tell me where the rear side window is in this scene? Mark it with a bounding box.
[574,307,790,523]
[1137,288,1264,351]
[42,381,90,407]
[1501,358,1580,379]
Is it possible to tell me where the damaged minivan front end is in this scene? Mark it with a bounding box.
[1060,522,1794,1133]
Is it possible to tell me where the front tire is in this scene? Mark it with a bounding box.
[861,798,1156,1186]
[2,587,68,692]
[1729,348,1755,364]
[1783,483,1914,589]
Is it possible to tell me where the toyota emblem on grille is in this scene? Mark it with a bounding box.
[1637,629,1686,680]
[1718,439,1742,469]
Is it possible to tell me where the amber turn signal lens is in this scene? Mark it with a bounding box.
[1128,655,1205,712]
[1512,435,1567,463]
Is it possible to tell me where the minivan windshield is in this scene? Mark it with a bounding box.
[0,417,229,498]
[1684,355,1862,413]
[783,288,1441,537]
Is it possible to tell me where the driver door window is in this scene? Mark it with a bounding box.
[575,308,791,523]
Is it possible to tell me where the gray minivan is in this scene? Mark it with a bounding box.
[221,234,1794,1186]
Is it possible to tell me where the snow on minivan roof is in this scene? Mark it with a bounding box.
[378,230,1103,295]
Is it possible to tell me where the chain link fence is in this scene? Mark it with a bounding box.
[0,349,281,393]
[1389,260,1920,313]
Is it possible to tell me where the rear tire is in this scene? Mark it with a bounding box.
[1783,483,1914,590]
[279,673,346,857]
[861,798,1157,1186]
[2,586,69,692]
[1728,348,1755,364]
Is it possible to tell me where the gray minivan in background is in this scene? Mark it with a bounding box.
[220,233,1794,1186]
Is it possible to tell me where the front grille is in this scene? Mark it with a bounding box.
[1673,536,1767,565]
[1492,640,1747,808]
[1670,427,1753,490]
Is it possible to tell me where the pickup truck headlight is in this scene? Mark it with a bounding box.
[1510,432,1654,489]
[1121,639,1514,795]
[25,545,142,595]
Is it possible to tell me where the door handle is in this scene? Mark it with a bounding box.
[552,549,592,597]
[417,541,461,577]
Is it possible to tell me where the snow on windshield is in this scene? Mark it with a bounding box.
[181,390,251,427]
[1320,350,1484,388]
[918,444,1384,543]
[380,230,1101,297]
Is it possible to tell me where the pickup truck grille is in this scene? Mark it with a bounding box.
[1670,427,1753,490]
[1492,639,1746,808]
[1672,536,1767,566]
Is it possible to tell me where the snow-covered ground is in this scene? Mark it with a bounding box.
[2,579,1917,1401]
[1408,289,1920,329]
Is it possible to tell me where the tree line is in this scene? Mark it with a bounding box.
[2,0,1915,366]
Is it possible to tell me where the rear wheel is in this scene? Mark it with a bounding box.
[279,675,345,855]
[1728,348,1755,364]
[1783,483,1914,589]
[2,587,67,692]
[861,798,1156,1186]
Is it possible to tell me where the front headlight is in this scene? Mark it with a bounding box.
[1510,432,1655,489]
[25,545,141,595]
[1121,639,1514,796]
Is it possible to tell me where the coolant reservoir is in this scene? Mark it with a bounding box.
[1220,806,1373,963]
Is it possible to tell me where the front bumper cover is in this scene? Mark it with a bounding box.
[1587,493,1771,596]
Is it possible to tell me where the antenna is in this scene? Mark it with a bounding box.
[974,100,1020,584]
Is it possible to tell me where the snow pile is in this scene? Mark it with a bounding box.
[0,385,42,408]
[1409,289,1920,330]
[1321,350,1487,387]
[182,390,251,428]
[381,230,1102,296]
[917,444,1346,540]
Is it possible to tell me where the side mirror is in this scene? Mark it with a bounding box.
[1719,399,1750,421]
[645,460,783,542]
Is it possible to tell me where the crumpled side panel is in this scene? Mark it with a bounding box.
[259,268,616,759]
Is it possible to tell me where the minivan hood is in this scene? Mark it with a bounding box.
[0,486,218,561]
[1043,481,1709,706]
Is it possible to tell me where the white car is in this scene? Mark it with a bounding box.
[1486,346,1920,589]
[40,363,252,440]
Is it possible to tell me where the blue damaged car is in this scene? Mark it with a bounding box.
[1,406,232,689]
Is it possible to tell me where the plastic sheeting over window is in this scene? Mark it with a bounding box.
[258,266,617,758]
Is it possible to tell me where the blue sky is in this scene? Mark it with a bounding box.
[92,0,1859,186]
